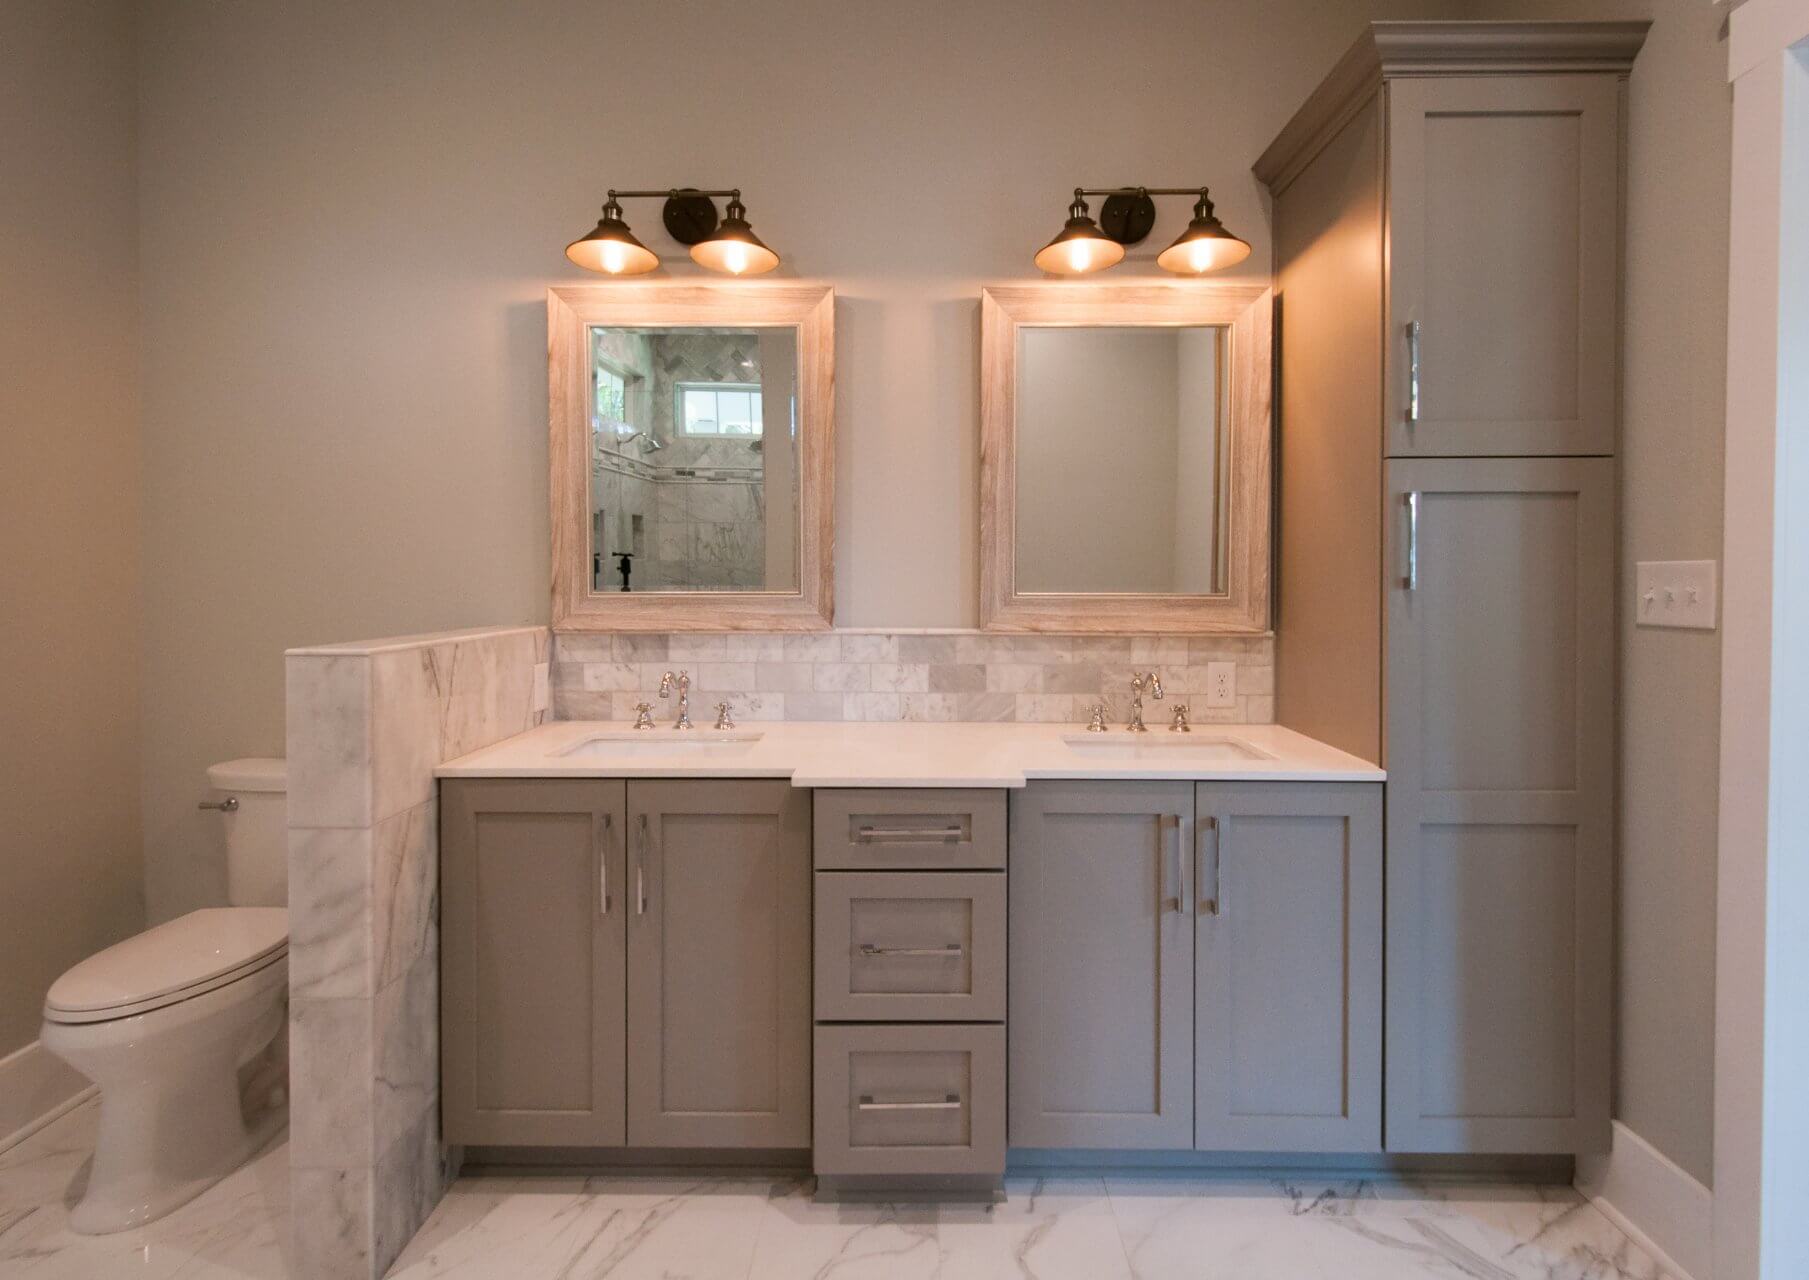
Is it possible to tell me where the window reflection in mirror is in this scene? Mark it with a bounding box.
[588,326,798,594]
[1014,325,1229,596]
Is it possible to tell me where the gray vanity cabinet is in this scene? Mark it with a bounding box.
[626,779,811,1148]
[1193,783,1383,1152]
[1008,781,1195,1149]
[440,777,810,1151]
[1384,457,1614,1153]
[1386,74,1624,458]
[1009,780,1385,1154]
[440,779,628,1146]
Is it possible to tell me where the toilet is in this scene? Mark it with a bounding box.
[41,758,290,1234]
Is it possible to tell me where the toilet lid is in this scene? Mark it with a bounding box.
[45,908,288,1018]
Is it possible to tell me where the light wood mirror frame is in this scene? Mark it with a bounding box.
[548,283,835,632]
[979,283,1273,633]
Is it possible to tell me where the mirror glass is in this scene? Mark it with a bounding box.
[588,326,798,593]
[1014,325,1228,595]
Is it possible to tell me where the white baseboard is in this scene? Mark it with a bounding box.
[1576,1120,1712,1280]
[0,1040,94,1155]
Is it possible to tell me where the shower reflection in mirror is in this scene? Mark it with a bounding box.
[588,326,799,593]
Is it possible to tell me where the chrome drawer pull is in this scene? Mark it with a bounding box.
[857,943,964,958]
[857,1094,962,1111]
[1405,319,1421,424]
[856,825,964,843]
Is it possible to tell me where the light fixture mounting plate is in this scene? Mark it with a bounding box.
[662,190,720,245]
[1099,192,1157,246]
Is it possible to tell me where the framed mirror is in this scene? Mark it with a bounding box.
[979,284,1272,632]
[549,283,834,631]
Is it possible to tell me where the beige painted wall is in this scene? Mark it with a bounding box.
[134,0,1460,919]
[0,0,143,1055]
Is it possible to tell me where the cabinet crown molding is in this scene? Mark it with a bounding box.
[1254,20,1651,194]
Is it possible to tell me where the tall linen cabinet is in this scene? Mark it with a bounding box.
[1255,21,1646,1154]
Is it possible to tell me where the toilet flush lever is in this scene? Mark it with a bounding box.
[198,796,239,813]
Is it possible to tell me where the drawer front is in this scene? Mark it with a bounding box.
[813,1024,1006,1176]
[815,872,1005,1021]
[813,790,1007,870]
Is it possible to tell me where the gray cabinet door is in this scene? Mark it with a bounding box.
[626,778,811,1147]
[1194,782,1383,1153]
[440,778,627,1146]
[1384,457,1614,1153]
[1008,781,1194,1149]
[1386,75,1622,457]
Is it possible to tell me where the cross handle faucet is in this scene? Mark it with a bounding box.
[658,670,693,729]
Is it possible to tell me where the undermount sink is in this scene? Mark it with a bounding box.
[1061,733,1273,761]
[558,730,764,758]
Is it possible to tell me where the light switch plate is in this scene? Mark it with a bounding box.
[1635,560,1718,630]
[532,662,551,712]
[1204,661,1237,708]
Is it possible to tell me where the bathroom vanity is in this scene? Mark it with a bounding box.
[435,721,1384,1187]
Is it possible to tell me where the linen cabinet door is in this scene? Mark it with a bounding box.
[1008,781,1194,1149]
[626,779,811,1147]
[1194,782,1383,1153]
[1384,457,1614,1153]
[440,779,627,1146]
[1386,75,1622,457]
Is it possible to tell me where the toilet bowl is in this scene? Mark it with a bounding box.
[41,758,290,1234]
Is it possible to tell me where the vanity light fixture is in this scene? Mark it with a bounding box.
[565,188,780,276]
[1034,187,1250,277]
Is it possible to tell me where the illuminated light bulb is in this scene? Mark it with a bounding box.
[565,199,659,275]
[1034,196,1123,275]
[1157,191,1251,276]
[690,196,780,275]
[724,243,748,274]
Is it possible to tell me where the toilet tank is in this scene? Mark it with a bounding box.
[205,758,287,907]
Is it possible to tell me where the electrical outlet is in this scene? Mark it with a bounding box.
[532,662,550,712]
[1205,661,1236,709]
[1635,560,1718,630]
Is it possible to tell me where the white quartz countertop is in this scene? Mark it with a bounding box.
[436,721,1383,787]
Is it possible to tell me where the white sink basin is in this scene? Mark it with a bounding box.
[558,730,764,758]
[1061,733,1273,761]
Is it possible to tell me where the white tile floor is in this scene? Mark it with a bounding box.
[1,1099,1678,1279]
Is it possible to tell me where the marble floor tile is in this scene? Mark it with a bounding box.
[0,1100,289,1280]
[3,1102,1674,1280]
[1102,1175,1677,1280]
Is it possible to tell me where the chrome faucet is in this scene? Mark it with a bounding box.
[657,670,693,729]
[1169,703,1191,733]
[714,701,736,730]
[632,701,655,730]
[1127,671,1164,733]
[1084,702,1110,732]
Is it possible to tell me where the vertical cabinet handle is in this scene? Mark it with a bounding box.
[636,813,649,916]
[597,812,612,914]
[1405,319,1421,424]
[1162,814,1186,914]
[1197,815,1221,916]
[1402,491,1420,591]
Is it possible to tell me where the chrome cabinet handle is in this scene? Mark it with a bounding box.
[857,943,963,957]
[597,812,612,914]
[1405,319,1421,424]
[1197,815,1220,916]
[856,825,963,843]
[857,1094,962,1111]
[1172,813,1186,914]
[636,813,649,916]
[1403,491,1420,591]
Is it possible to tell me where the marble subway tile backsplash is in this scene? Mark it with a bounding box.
[551,631,1275,725]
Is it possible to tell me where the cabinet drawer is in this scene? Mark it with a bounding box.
[815,872,1004,1021]
[813,1024,1005,1176]
[813,790,1006,869]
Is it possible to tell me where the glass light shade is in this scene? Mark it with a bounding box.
[1156,214,1251,275]
[690,206,779,276]
[566,212,659,275]
[1034,216,1125,275]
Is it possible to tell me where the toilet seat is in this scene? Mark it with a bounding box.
[45,908,288,1025]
